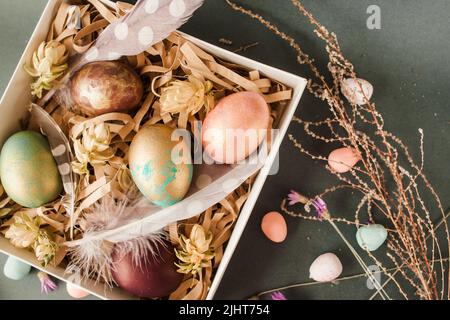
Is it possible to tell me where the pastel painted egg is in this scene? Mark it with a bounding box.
[328,147,361,173]
[202,91,270,164]
[66,283,90,299]
[0,131,62,208]
[3,256,31,280]
[309,253,343,282]
[70,61,143,116]
[356,224,388,251]
[129,124,192,207]
[341,78,373,105]
[261,211,287,243]
[112,241,183,298]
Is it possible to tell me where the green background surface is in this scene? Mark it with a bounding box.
[0,0,448,300]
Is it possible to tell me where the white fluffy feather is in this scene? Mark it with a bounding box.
[66,196,166,286]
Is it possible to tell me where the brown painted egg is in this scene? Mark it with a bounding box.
[261,211,287,243]
[111,241,183,298]
[202,91,270,164]
[70,61,143,116]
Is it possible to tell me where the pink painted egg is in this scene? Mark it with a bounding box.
[261,211,287,243]
[66,282,90,299]
[202,91,270,164]
[328,147,361,173]
[111,241,182,298]
[309,252,343,282]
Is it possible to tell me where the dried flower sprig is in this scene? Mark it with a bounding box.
[227,0,450,300]
[24,41,68,98]
[5,212,58,267]
[34,231,59,267]
[175,224,214,276]
[72,123,115,175]
[5,212,41,248]
[271,291,287,300]
[37,271,58,294]
[157,75,214,116]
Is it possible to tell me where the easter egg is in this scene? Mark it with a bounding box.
[328,147,361,173]
[66,283,90,299]
[111,241,183,298]
[261,211,287,243]
[3,256,31,280]
[341,78,373,105]
[70,61,143,116]
[129,124,192,207]
[309,253,343,282]
[0,131,62,208]
[202,91,270,164]
[356,224,387,251]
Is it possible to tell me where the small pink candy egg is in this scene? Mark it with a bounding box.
[309,252,343,282]
[202,91,270,164]
[261,211,287,243]
[66,282,90,299]
[328,147,361,173]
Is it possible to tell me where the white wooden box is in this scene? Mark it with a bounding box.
[0,0,307,299]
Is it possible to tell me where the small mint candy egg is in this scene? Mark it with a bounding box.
[356,224,387,251]
[3,256,31,280]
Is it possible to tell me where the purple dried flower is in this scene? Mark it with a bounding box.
[287,190,306,205]
[271,291,287,300]
[37,271,58,294]
[312,197,328,220]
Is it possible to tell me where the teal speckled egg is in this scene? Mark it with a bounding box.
[0,131,62,208]
[356,224,388,251]
[129,125,192,207]
[3,256,31,280]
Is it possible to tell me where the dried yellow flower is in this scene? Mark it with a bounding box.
[33,231,58,267]
[159,75,213,116]
[175,224,214,275]
[5,212,41,248]
[24,41,68,98]
[5,212,58,266]
[72,123,115,175]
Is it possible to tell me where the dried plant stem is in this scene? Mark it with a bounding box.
[226,0,449,299]
[326,218,391,300]
[369,209,450,300]
[252,258,449,299]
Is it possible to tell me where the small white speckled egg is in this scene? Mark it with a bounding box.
[341,78,373,105]
[309,252,343,282]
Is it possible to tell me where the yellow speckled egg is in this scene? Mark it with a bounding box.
[129,124,192,207]
[0,131,62,208]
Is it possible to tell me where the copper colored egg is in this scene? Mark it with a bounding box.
[70,61,143,116]
[111,241,183,299]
